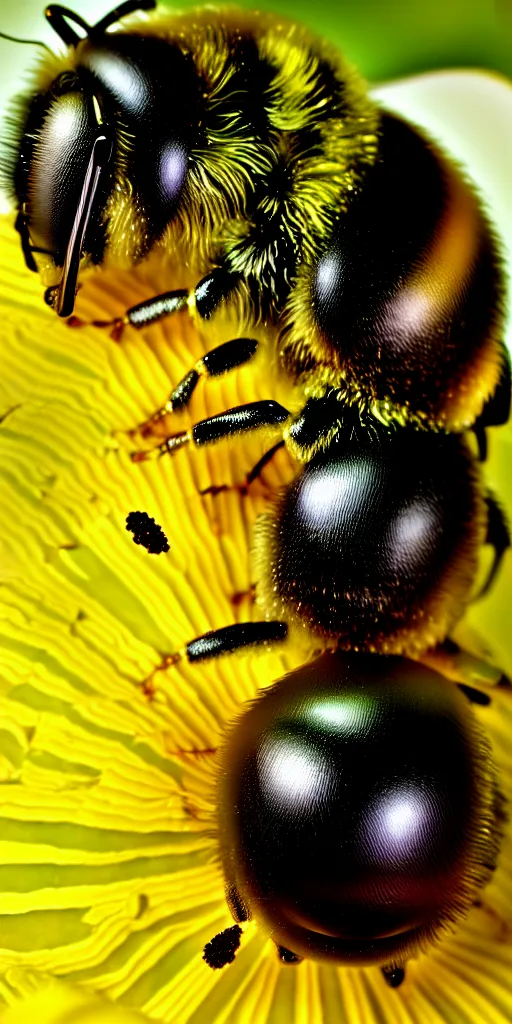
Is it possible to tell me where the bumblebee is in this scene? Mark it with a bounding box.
[142,409,508,980]
[2,0,510,435]
[5,0,510,988]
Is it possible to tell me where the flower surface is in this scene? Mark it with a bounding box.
[0,70,511,1024]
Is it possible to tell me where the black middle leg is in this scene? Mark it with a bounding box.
[143,620,288,689]
[421,637,506,693]
[477,494,510,599]
[139,336,260,434]
[131,400,290,462]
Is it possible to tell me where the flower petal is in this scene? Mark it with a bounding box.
[0,71,511,1024]
[1,977,152,1023]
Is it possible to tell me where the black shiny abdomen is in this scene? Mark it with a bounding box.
[311,114,502,421]
[218,654,494,963]
[262,427,480,647]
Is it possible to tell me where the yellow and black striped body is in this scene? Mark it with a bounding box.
[4,5,507,432]
[6,8,378,311]
[282,113,506,431]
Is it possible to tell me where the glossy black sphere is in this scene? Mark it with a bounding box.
[218,654,497,964]
[257,426,483,654]
[311,114,502,428]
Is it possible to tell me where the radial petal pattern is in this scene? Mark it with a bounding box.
[0,74,512,1024]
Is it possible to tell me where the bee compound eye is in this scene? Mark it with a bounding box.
[217,653,499,965]
[76,34,197,234]
[25,90,105,260]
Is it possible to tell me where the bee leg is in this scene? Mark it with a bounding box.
[143,620,288,688]
[46,2,157,44]
[476,494,510,600]
[457,684,492,706]
[199,441,286,497]
[65,288,189,341]
[226,884,250,924]
[472,346,512,460]
[203,924,243,969]
[473,421,487,462]
[245,440,287,486]
[139,337,259,435]
[185,621,288,662]
[66,268,239,340]
[381,966,405,988]
[276,946,303,965]
[131,400,290,462]
[125,268,238,332]
[92,0,157,34]
[421,637,506,696]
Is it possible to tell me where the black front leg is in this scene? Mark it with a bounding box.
[127,268,239,329]
[64,268,240,340]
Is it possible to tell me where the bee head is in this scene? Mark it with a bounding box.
[5,1,198,316]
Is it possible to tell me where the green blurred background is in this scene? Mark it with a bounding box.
[228,0,512,82]
[1,0,512,81]
[0,0,511,159]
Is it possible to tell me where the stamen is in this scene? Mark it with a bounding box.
[203,925,242,969]
[125,511,170,554]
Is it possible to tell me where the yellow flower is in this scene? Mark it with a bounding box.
[0,53,512,1024]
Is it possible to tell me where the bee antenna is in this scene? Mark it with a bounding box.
[93,0,157,34]
[45,6,91,46]
[0,31,53,54]
[45,0,157,46]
